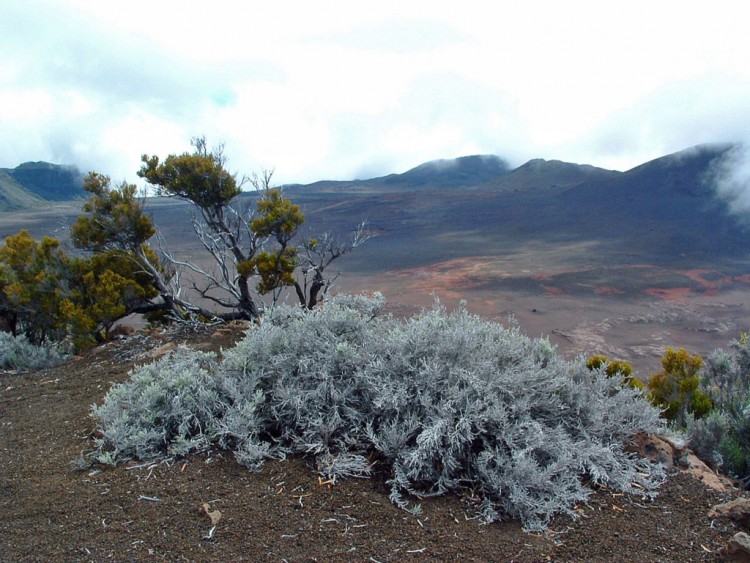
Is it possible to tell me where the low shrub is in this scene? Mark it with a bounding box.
[215,295,386,472]
[91,349,225,463]
[0,332,68,371]
[586,355,644,390]
[685,410,729,468]
[688,338,750,482]
[91,295,666,531]
[366,306,665,530]
[647,347,712,423]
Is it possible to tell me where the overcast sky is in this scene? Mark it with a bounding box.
[2,0,749,185]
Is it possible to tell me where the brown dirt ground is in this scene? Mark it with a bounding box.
[1,325,748,562]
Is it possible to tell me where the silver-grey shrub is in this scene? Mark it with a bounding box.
[688,338,750,480]
[0,332,68,371]
[91,348,226,463]
[217,294,386,472]
[685,410,730,467]
[363,303,665,531]
[91,294,666,531]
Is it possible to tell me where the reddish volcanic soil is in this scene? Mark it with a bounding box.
[338,256,750,377]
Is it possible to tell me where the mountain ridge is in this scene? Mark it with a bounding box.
[0,170,46,211]
[300,142,745,268]
[286,145,739,195]
[1,144,742,235]
[0,162,85,210]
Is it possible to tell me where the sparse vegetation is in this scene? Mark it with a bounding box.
[4,145,750,557]
[92,295,666,531]
[686,335,750,482]
[137,137,369,320]
[0,332,68,371]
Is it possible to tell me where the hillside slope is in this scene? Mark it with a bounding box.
[1,145,746,269]
[377,154,512,189]
[485,158,620,192]
[4,161,85,201]
[294,154,512,192]
[0,170,46,211]
[541,143,745,258]
[282,144,747,273]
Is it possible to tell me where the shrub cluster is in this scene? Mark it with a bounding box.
[92,294,666,531]
[0,332,68,371]
[687,335,750,482]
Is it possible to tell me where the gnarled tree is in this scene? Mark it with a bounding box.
[138,137,369,320]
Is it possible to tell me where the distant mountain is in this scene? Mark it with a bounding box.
[290,154,620,195]
[276,142,749,271]
[290,154,513,192]
[0,170,46,211]
[377,154,512,189]
[544,144,733,220]
[484,158,619,192]
[2,162,86,202]
[557,143,734,206]
[5,145,746,267]
[511,143,743,259]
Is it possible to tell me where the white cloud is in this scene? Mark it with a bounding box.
[1,0,750,184]
[704,144,750,218]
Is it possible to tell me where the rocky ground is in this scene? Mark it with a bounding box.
[1,325,749,562]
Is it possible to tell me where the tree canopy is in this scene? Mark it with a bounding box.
[139,137,240,210]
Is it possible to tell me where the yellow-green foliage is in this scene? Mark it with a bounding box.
[250,189,304,295]
[585,355,644,390]
[647,347,713,422]
[0,230,68,342]
[253,248,298,295]
[71,172,156,253]
[138,137,240,209]
[0,229,159,350]
[585,355,608,371]
[138,138,308,319]
[251,189,305,240]
[63,256,155,348]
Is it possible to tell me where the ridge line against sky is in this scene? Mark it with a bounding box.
[2,0,749,186]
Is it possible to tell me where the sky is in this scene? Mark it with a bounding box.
[2,0,750,186]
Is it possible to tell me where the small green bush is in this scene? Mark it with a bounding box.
[647,347,712,423]
[586,355,644,390]
[91,294,666,531]
[0,332,68,371]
